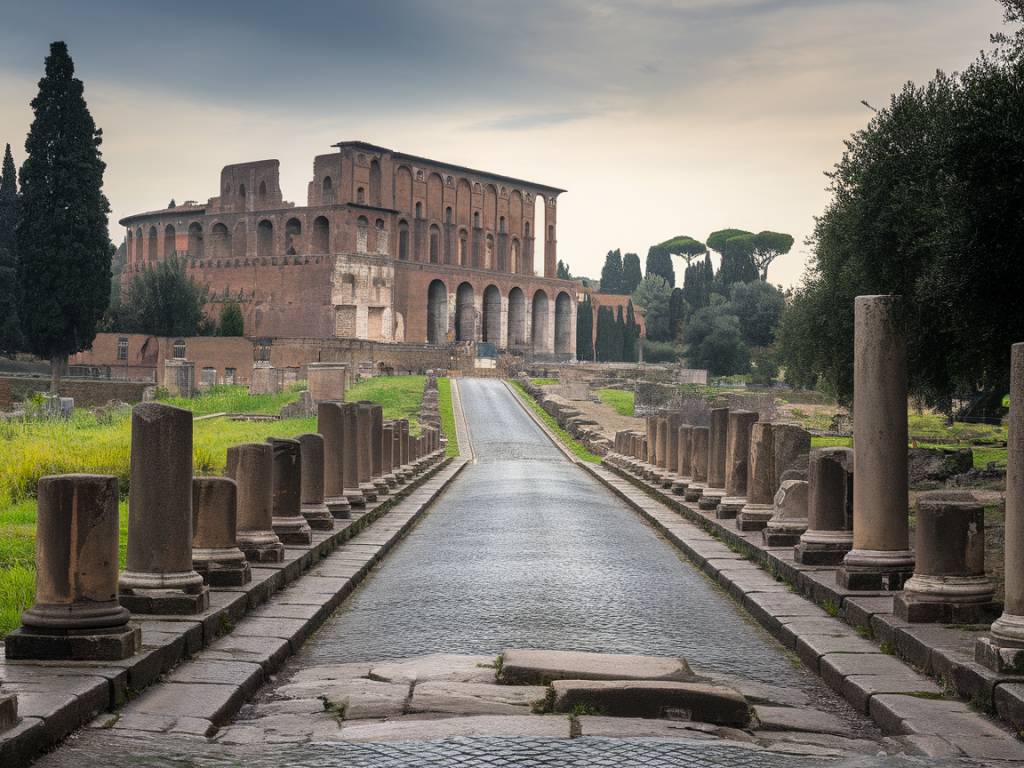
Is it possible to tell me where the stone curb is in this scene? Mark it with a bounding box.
[584,459,1023,760]
[0,454,466,766]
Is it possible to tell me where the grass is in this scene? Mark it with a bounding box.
[0,376,434,638]
[509,381,601,463]
[531,378,558,386]
[596,388,635,417]
[437,378,459,457]
[810,434,1008,470]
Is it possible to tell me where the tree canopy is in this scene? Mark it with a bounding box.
[217,302,245,336]
[115,256,212,337]
[656,235,707,266]
[632,274,672,342]
[621,252,642,294]
[645,245,675,287]
[684,300,750,375]
[599,249,624,293]
[556,259,572,280]
[750,231,794,280]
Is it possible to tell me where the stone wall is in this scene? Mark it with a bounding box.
[0,376,151,409]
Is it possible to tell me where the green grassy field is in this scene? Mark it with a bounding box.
[596,388,635,417]
[0,375,454,638]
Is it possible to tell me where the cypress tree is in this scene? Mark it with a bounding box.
[623,300,638,362]
[575,295,594,361]
[621,252,642,294]
[0,144,22,353]
[668,287,686,342]
[17,42,112,390]
[595,306,614,361]
[613,305,627,362]
[645,245,676,287]
[600,249,624,293]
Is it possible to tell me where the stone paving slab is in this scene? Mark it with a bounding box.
[335,714,573,741]
[410,681,549,716]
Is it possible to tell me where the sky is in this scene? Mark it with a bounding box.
[0,0,1009,288]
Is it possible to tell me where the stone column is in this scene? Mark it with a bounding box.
[356,402,379,502]
[717,410,759,519]
[317,402,351,518]
[0,691,16,732]
[119,403,209,614]
[762,480,808,547]
[227,442,284,563]
[684,426,710,502]
[382,422,397,486]
[393,421,407,481]
[192,477,251,586]
[397,419,411,479]
[5,475,140,660]
[341,403,366,506]
[654,416,669,483]
[896,497,995,623]
[267,438,313,544]
[767,445,847,546]
[838,295,915,590]
[795,447,854,564]
[645,415,658,478]
[698,407,729,510]
[737,423,775,531]
[296,433,335,530]
[369,404,390,496]
[663,413,682,487]
[671,425,693,495]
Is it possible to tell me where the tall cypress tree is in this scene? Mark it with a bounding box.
[613,305,627,362]
[575,295,594,361]
[645,245,676,287]
[0,144,22,353]
[595,306,614,361]
[623,300,638,362]
[621,252,642,294]
[600,249,624,293]
[17,42,112,390]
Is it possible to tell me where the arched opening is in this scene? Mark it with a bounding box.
[445,206,453,224]
[356,187,366,204]
[524,220,531,238]
[398,220,409,261]
[313,216,330,253]
[455,282,475,342]
[257,181,266,200]
[188,223,203,259]
[135,227,144,264]
[485,234,494,269]
[510,238,520,274]
[508,287,526,348]
[458,229,468,266]
[232,222,247,259]
[499,216,506,234]
[285,217,302,255]
[531,290,549,352]
[126,230,134,267]
[427,279,447,344]
[147,226,158,262]
[211,223,231,260]
[369,159,381,206]
[322,176,334,203]
[473,211,480,228]
[257,219,273,259]
[163,224,176,258]
[415,201,423,219]
[555,291,573,355]
[483,285,501,344]
[239,184,247,203]
[356,215,369,253]
[533,194,545,277]
[429,225,440,264]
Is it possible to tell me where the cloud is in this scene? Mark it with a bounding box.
[469,111,594,132]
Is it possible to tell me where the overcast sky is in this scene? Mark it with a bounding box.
[0,0,1008,287]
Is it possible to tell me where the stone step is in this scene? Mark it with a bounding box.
[550,679,751,727]
[500,649,694,685]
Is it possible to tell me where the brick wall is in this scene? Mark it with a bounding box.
[0,376,151,409]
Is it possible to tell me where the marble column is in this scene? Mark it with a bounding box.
[5,475,140,660]
[698,408,729,510]
[795,447,854,564]
[369,404,390,496]
[296,433,335,530]
[684,426,710,502]
[717,410,759,519]
[267,438,313,544]
[192,477,251,586]
[645,415,659,479]
[382,422,398,487]
[317,401,351,518]
[341,403,366,506]
[671,425,694,495]
[662,413,682,488]
[227,442,284,563]
[356,402,379,501]
[838,295,915,590]
[736,423,775,531]
[119,403,209,614]
[654,416,669,484]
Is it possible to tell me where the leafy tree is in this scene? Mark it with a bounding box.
[645,244,675,287]
[116,256,211,337]
[623,300,639,362]
[750,345,780,387]
[17,42,112,391]
[621,252,642,294]
[718,234,759,288]
[0,144,22,353]
[642,339,678,363]
[556,259,572,280]
[576,294,594,361]
[728,280,785,348]
[684,301,750,375]
[750,231,794,281]
[657,235,707,266]
[632,274,673,342]
[706,229,753,258]
[599,249,624,293]
[218,302,245,336]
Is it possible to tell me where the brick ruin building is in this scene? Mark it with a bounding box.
[116,141,577,357]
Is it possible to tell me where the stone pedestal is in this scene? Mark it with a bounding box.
[717,410,758,519]
[737,423,775,531]
[163,359,195,397]
[796,448,854,565]
[671,425,693,495]
[0,692,16,731]
[306,362,347,403]
[369,404,390,497]
[838,296,915,591]
[6,475,140,660]
[119,403,209,615]
[192,477,251,586]
[341,403,366,506]
[762,480,809,546]
[979,342,1024,670]
[698,408,729,510]
[684,427,710,502]
[227,443,285,563]
[267,438,313,545]
[296,433,335,530]
[895,499,996,623]
[317,402,352,519]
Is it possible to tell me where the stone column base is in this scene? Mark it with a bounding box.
[0,692,17,731]
[373,479,390,497]
[736,503,774,531]
[762,521,807,547]
[272,517,313,545]
[660,473,677,489]
[301,503,336,530]
[670,477,691,496]
[325,496,352,519]
[836,549,915,591]
[895,592,999,624]
[716,496,745,519]
[698,488,726,510]
[794,541,850,565]
[195,558,252,587]
[240,539,286,563]
[359,483,379,503]
[4,624,141,661]
[119,585,210,615]
[345,488,367,507]
[684,483,706,503]
[975,635,1024,674]
[383,473,399,488]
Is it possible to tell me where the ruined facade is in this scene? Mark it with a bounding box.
[119,142,577,358]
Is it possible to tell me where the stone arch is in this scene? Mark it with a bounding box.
[533,194,545,275]
[188,223,203,259]
[484,184,497,231]
[322,176,334,203]
[508,287,526,348]
[485,233,494,270]
[211,222,231,260]
[257,219,273,259]
[285,217,302,255]
[126,230,134,267]
[356,187,366,204]
[232,222,248,259]
[356,215,369,253]
[510,190,523,237]
[148,226,158,262]
[555,291,573,355]
[415,201,423,219]
[473,210,481,228]
[456,178,472,225]
[163,224,176,258]
[427,279,447,344]
[510,237,520,274]
[482,285,501,344]
[258,181,267,201]
[455,282,475,342]
[531,289,549,352]
[445,206,453,224]
[239,184,247,203]
[457,228,468,266]
[429,224,440,264]
[499,215,506,234]
[370,159,381,206]
[398,220,409,261]
[135,227,144,263]
[313,215,330,253]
